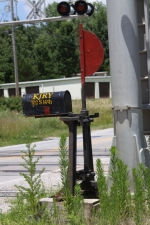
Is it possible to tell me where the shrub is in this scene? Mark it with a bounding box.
[0,96,22,112]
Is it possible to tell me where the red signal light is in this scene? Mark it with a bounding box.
[77,4,84,11]
[60,5,67,13]
[74,1,94,16]
[74,1,87,15]
[57,1,75,16]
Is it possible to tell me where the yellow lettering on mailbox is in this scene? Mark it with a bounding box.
[33,94,39,100]
[41,93,47,99]
[48,93,54,98]
[31,99,39,106]
[31,92,54,106]
[39,100,42,105]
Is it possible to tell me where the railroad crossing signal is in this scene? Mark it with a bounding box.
[57,0,94,16]
[26,0,46,19]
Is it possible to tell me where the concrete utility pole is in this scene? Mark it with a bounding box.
[106,0,150,188]
[10,0,19,97]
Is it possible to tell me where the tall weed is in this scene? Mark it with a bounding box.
[96,147,131,225]
[58,135,86,225]
[67,184,85,225]
[58,135,69,198]
[96,158,109,224]
[15,144,47,222]
[143,166,150,211]
[133,164,146,225]
[109,147,131,224]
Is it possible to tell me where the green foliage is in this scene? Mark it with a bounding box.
[133,164,145,224]
[58,135,69,197]
[109,147,131,224]
[0,96,22,112]
[142,166,150,211]
[1,194,30,225]
[96,158,109,224]
[67,184,85,225]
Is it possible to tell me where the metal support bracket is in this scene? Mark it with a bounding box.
[133,134,144,164]
[112,105,141,111]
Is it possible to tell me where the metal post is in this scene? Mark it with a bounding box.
[14,0,18,19]
[43,0,46,17]
[82,118,94,174]
[60,117,78,195]
[10,0,19,97]
[81,84,86,110]
[67,121,77,195]
[106,0,148,189]
[33,0,37,19]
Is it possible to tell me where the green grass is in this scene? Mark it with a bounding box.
[0,98,113,147]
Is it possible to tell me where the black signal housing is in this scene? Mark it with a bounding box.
[57,1,94,16]
[57,1,75,16]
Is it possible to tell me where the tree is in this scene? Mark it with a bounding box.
[16,25,40,81]
[0,26,14,83]
[0,1,109,83]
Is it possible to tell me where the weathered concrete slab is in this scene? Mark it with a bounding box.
[39,197,100,225]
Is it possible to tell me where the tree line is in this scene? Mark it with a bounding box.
[0,1,109,83]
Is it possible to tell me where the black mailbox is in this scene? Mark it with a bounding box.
[22,90,72,117]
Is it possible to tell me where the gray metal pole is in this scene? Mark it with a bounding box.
[0,15,87,26]
[44,0,46,17]
[106,0,148,188]
[15,0,18,19]
[10,0,19,97]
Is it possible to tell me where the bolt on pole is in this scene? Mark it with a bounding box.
[10,0,19,97]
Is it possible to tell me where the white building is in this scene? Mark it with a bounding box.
[0,72,111,100]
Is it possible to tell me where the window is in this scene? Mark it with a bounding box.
[8,88,21,96]
[26,86,39,94]
[85,82,94,98]
[99,83,109,97]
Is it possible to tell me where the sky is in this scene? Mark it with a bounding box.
[0,0,106,21]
